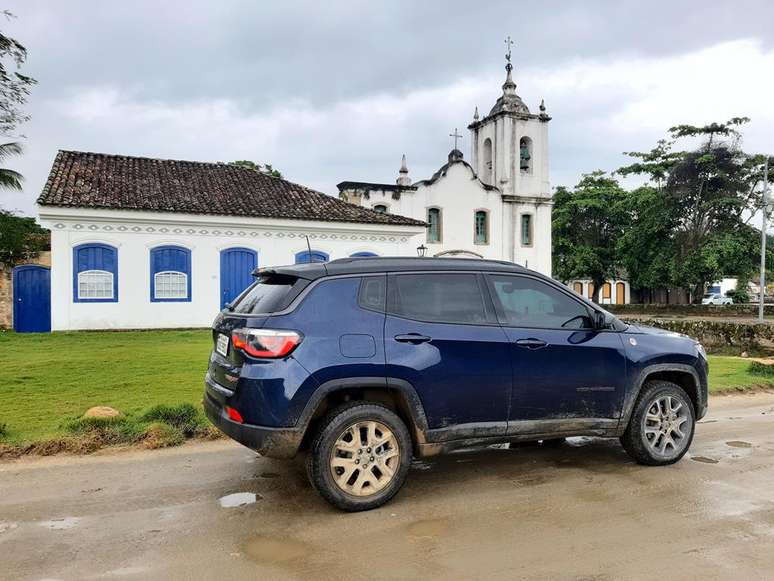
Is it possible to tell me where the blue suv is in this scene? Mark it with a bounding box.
[204,257,708,511]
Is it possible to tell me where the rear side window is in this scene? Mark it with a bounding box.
[231,274,307,314]
[487,274,592,329]
[388,273,490,325]
[359,276,386,311]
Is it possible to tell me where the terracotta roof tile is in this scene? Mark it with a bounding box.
[37,150,426,227]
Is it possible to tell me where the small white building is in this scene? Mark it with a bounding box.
[566,279,631,305]
[36,152,426,330]
[339,51,553,275]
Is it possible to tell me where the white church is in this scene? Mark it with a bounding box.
[339,49,552,274]
[34,49,559,331]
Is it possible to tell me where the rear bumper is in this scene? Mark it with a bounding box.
[203,376,303,459]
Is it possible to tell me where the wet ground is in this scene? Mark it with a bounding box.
[2,393,774,581]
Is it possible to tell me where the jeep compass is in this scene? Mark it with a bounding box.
[204,257,708,511]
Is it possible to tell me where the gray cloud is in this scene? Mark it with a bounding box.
[2,0,774,217]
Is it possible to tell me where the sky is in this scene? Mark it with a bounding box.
[2,0,774,219]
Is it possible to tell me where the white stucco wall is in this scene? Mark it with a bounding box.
[38,206,424,331]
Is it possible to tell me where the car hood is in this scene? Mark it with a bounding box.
[627,324,694,341]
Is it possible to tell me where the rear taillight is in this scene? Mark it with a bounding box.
[231,328,303,359]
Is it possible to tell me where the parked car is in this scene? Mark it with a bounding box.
[204,257,708,511]
[702,293,733,305]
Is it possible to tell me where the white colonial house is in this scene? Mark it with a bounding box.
[36,152,426,330]
[339,51,553,275]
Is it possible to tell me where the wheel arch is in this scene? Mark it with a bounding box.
[620,363,705,432]
[295,377,429,454]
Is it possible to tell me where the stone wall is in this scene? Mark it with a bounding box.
[608,303,774,317]
[0,252,51,329]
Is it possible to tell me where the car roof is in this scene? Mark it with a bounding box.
[255,256,530,280]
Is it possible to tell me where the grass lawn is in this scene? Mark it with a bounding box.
[0,329,771,445]
[707,355,774,393]
[0,329,212,444]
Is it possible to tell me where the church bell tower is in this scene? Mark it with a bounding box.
[468,38,551,199]
[467,37,553,274]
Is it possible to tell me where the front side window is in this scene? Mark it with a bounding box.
[373,204,388,214]
[388,273,489,325]
[474,210,488,244]
[150,246,191,302]
[73,243,118,302]
[427,208,442,243]
[488,274,593,329]
[521,214,533,246]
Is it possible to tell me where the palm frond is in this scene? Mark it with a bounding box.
[0,167,23,190]
[0,141,23,162]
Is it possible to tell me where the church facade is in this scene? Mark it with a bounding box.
[338,52,553,275]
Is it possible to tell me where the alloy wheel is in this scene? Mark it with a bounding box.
[643,395,690,457]
[329,421,400,497]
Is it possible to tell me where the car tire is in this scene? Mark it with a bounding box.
[621,380,696,466]
[307,402,412,512]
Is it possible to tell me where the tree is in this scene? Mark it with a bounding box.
[229,160,283,179]
[0,140,23,189]
[617,118,769,301]
[0,11,36,137]
[0,209,49,266]
[552,172,628,302]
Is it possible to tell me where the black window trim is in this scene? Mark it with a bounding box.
[483,272,602,332]
[386,271,499,327]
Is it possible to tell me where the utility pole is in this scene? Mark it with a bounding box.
[759,156,769,323]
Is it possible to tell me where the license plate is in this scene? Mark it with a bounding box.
[216,333,229,357]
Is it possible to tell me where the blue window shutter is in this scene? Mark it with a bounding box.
[72,243,118,303]
[150,246,191,302]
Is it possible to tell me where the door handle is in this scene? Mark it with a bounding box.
[515,338,548,350]
[394,333,432,344]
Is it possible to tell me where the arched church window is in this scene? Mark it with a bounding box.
[482,138,493,184]
[474,210,488,244]
[373,204,388,214]
[427,208,442,243]
[520,137,532,173]
[520,213,533,246]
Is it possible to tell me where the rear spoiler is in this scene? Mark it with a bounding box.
[251,263,329,280]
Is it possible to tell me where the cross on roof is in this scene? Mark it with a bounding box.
[449,128,462,150]
[505,36,514,63]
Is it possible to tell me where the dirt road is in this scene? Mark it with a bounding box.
[2,393,774,581]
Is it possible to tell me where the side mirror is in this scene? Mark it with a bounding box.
[593,310,607,330]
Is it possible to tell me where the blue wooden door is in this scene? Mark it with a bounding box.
[13,265,51,333]
[220,248,257,309]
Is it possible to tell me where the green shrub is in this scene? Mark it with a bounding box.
[140,403,207,437]
[143,422,185,449]
[64,415,145,445]
[0,422,8,439]
[749,361,774,376]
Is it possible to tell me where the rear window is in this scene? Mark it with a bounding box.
[231,274,307,314]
